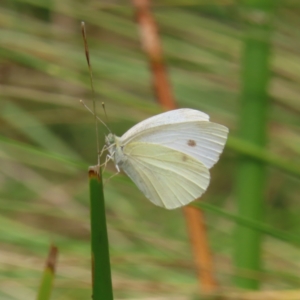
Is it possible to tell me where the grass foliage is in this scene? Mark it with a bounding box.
[1,0,300,299]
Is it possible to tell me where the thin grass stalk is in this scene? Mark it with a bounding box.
[36,244,58,300]
[235,0,275,289]
[89,167,113,300]
[132,0,218,292]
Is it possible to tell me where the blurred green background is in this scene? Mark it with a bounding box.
[1,0,300,299]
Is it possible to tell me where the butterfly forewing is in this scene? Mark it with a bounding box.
[121,108,209,144]
[122,121,228,169]
[120,142,210,209]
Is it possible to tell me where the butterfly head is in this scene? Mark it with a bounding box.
[105,133,115,145]
[105,133,114,152]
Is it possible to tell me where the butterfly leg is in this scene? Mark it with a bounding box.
[99,150,120,185]
[103,166,120,186]
[100,154,112,173]
[98,144,109,163]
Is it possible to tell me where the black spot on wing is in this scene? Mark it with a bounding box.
[187,139,196,147]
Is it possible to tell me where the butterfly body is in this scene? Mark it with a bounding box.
[105,108,228,209]
[105,134,126,170]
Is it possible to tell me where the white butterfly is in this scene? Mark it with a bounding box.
[105,108,228,209]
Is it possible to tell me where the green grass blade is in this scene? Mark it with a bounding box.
[227,136,300,178]
[235,0,276,289]
[194,202,300,246]
[89,167,113,300]
[0,135,87,172]
[2,102,81,159]
[36,245,58,300]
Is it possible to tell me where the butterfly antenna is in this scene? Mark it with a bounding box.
[81,21,102,165]
[102,102,109,122]
[80,99,111,133]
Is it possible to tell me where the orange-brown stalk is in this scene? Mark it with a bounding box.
[132,0,218,293]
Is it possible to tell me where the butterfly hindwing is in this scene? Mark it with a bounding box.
[121,142,210,209]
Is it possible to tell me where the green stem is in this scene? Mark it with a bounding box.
[36,245,58,300]
[235,0,276,289]
[89,167,113,300]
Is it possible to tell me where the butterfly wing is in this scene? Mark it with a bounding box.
[120,142,210,209]
[122,121,228,170]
